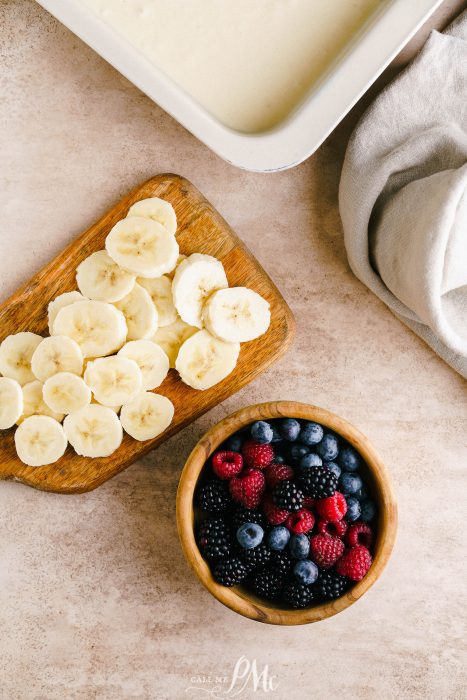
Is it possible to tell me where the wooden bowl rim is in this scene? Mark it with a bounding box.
[176,401,397,625]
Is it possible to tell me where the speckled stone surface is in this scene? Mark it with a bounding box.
[1,1,466,698]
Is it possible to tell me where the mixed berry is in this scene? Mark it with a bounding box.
[195,418,377,609]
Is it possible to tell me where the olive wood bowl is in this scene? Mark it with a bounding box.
[176,401,397,625]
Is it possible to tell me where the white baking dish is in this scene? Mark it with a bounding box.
[37,0,442,172]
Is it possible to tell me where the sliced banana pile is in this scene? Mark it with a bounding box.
[0,196,271,467]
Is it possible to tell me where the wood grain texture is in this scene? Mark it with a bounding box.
[176,401,397,625]
[0,175,295,493]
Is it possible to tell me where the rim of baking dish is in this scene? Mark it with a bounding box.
[37,0,443,171]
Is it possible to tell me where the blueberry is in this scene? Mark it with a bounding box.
[250,420,273,444]
[360,498,377,522]
[274,454,285,464]
[279,418,301,442]
[325,461,341,479]
[345,497,361,522]
[338,445,360,471]
[289,534,310,560]
[236,523,264,549]
[294,560,319,585]
[270,425,283,443]
[224,434,243,452]
[290,443,310,461]
[316,434,339,461]
[339,472,363,495]
[267,526,290,551]
[354,485,368,501]
[300,453,323,469]
[300,422,324,446]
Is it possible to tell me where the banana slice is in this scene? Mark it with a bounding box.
[166,254,187,280]
[175,329,240,390]
[84,356,142,406]
[76,250,136,302]
[106,216,179,278]
[31,335,83,382]
[151,317,198,368]
[18,380,64,424]
[0,332,44,385]
[0,377,23,429]
[138,275,177,327]
[203,287,271,343]
[127,197,177,237]
[48,291,86,334]
[120,392,174,441]
[63,404,123,458]
[52,300,127,358]
[91,397,121,414]
[43,372,91,415]
[15,415,67,466]
[114,283,158,340]
[172,253,228,328]
[117,340,169,391]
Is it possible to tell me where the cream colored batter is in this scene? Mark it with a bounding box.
[80,0,384,133]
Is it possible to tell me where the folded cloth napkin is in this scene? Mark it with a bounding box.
[339,11,467,378]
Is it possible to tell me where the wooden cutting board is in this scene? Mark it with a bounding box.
[0,175,295,493]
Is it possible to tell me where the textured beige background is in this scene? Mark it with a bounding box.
[1,1,466,698]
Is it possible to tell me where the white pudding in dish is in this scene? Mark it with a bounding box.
[79,0,384,133]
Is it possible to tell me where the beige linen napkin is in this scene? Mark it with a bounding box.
[339,12,467,377]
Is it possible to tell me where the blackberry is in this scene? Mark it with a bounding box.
[240,557,257,575]
[231,506,265,531]
[298,465,337,498]
[197,517,232,561]
[198,479,230,513]
[269,550,293,576]
[272,481,304,512]
[213,557,248,586]
[249,568,284,600]
[239,542,272,568]
[283,582,314,609]
[314,571,348,600]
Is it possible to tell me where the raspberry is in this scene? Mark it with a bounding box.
[336,545,372,581]
[229,468,265,509]
[298,465,337,498]
[272,481,304,512]
[303,496,315,509]
[286,509,315,534]
[213,557,248,586]
[317,519,348,538]
[249,568,284,600]
[264,463,294,489]
[315,491,347,522]
[197,517,232,561]
[346,522,373,548]
[198,480,230,513]
[314,571,348,600]
[242,440,274,469]
[262,492,289,525]
[309,534,345,569]
[211,450,243,480]
[283,582,314,608]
